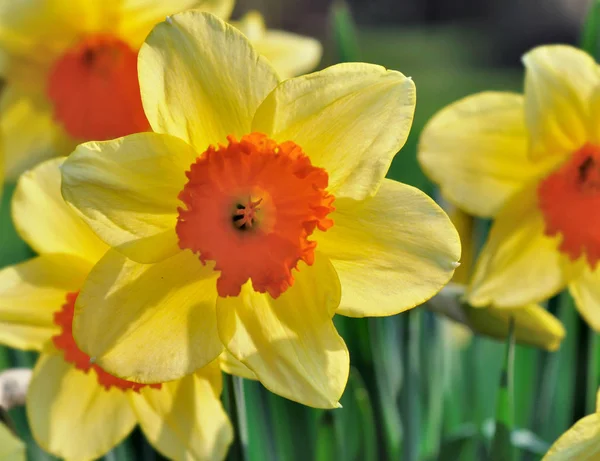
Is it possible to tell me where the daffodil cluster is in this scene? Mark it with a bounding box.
[0,0,466,460]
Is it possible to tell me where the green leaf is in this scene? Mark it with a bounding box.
[330,0,360,62]
[489,319,516,461]
[581,0,600,59]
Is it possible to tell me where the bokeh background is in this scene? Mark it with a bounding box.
[1,1,595,460]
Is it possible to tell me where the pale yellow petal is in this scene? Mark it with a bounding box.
[523,45,600,160]
[219,351,257,381]
[61,132,197,263]
[73,249,222,384]
[253,63,415,200]
[217,255,348,409]
[119,0,235,48]
[12,157,108,262]
[130,361,233,461]
[27,351,137,461]
[543,414,600,461]
[419,92,559,217]
[318,179,460,317]
[233,11,321,79]
[0,254,91,350]
[1,89,73,181]
[0,424,25,461]
[569,266,600,332]
[139,11,279,150]
[468,183,567,307]
[465,303,565,351]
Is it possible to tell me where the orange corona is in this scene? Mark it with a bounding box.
[53,292,161,392]
[538,143,600,267]
[47,35,150,140]
[176,133,335,298]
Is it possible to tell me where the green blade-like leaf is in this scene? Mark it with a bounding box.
[581,0,600,58]
[330,0,360,62]
[489,319,516,461]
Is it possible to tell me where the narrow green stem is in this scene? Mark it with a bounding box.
[586,331,599,414]
[224,374,248,461]
[581,0,600,58]
[402,309,421,461]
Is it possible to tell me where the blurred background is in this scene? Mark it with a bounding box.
[2,1,596,460]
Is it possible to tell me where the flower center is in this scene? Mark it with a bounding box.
[52,292,161,392]
[47,35,150,140]
[538,143,600,267]
[177,133,335,298]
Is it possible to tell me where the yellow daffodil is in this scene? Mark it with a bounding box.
[0,158,232,461]
[232,10,322,79]
[419,44,600,331]
[60,11,461,409]
[0,0,323,182]
[543,388,600,460]
[0,424,25,461]
[428,201,565,351]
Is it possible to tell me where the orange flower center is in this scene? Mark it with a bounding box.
[177,133,335,298]
[538,143,600,267]
[52,292,161,392]
[47,35,150,140]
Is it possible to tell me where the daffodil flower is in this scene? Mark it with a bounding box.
[419,44,600,330]
[543,388,600,460]
[0,423,25,461]
[0,0,323,182]
[61,11,460,409]
[0,158,232,461]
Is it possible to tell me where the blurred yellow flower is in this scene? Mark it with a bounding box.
[543,388,600,460]
[419,44,600,331]
[61,11,460,409]
[0,158,232,461]
[0,423,25,461]
[0,0,323,182]
[232,11,322,79]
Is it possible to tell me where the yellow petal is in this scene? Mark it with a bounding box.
[465,303,565,351]
[0,254,91,350]
[61,133,197,263]
[1,89,73,181]
[523,45,600,160]
[569,266,600,332]
[129,361,233,461]
[0,424,25,461]
[139,11,279,150]
[27,351,137,461]
[419,92,558,218]
[318,178,460,317]
[12,157,108,262]
[73,249,222,384]
[253,63,415,200]
[234,11,322,79]
[543,414,600,460]
[119,0,235,48]
[468,182,567,307]
[219,350,257,381]
[217,255,349,409]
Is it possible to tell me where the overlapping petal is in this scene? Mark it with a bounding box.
[253,62,415,200]
[0,254,91,350]
[0,423,25,461]
[119,0,234,48]
[61,133,197,263]
[523,45,600,160]
[73,249,222,384]
[27,351,137,461]
[129,361,233,461]
[139,11,279,151]
[1,89,72,180]
[217,255,348,408]
[419,92,558,217]
[13,157,108,262]
[219,351,257,380]
[468,183,568,307]
[543,414,600,460]
[569,266,600,332]
[233,11,321,79]
[318,179,460,317]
